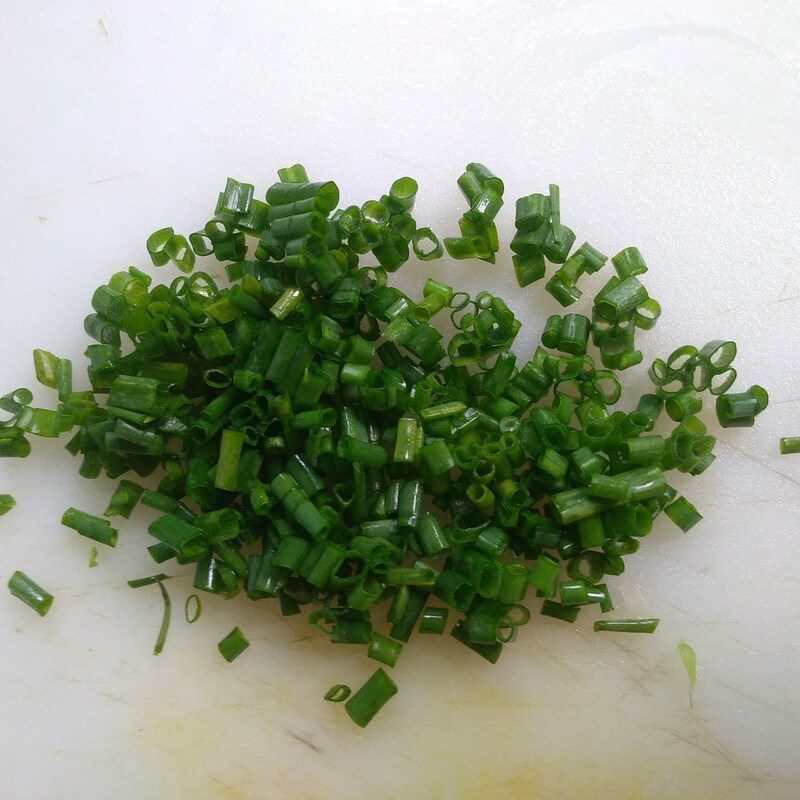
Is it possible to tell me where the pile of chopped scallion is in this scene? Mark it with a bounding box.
[2,163,771,727]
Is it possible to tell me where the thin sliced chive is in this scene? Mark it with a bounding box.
[540,600,579,623]
[450,620,503,663]
[8,570,54,616]
[128,573,172,588]
[104,480,145,519]
[412,227,443,261]
[89,547,98,568]
[677,641,697,690]
[128,575,172,653]
[367,632,403,667]
[214,429,246,491]
[184,594,202,623]
[0,164,775,727]
[218,626,249,662]
[549,183,563,242]
[419,606,449,635]
[146,227,174,266]
[62,507,118,547]
[780,437,800,455]
[715,385,769,428]
[385,566,436,586]
[153,579,171,654]
[664,496,702,532]
[0,493,16,516]
[33,349,60,388]
[389,587,428,642]
[345,668,398,727]
[594,618,659,633]
[325,684,351,702]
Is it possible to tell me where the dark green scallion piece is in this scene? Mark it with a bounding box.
[62,507,118,547]
[325,684,351,702]
[0,494,16,516]
[8,570,54,616]
[218,626,250,662]
[104,480,145,519]
[345,668,398,727]
[594,618,659,633]
[780,437,800,455]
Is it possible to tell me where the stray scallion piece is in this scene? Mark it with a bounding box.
[779,437,800,455]
[677,641,697,691]
[345,668,398,727]
[0,162,773,727]
[62,508,118,547]
[218,626,249,662]
[89,547,98,568]
[325,684,351,702]
[184,594,201,623]
[127,574,172,654]
[8,570,54,617]
[594,619,660,633]
[153,579,171,654]
[664,497,702,532]
[104,480,145,519]
[0,494,16,516]
[367,632,403,667]
[716,385,769,428]
[128,573,171,588]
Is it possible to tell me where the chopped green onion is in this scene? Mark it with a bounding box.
[677,641,697,690]
[62,507,118,547]
[367,632,403,667]
[419,606,449,635]
[779,437,800,455]
[128,573,172,588]
[218,626,249,662]
[664,496,702,532]
[0,161,772,728]
[325,684,351,702]
[128,574,172,654]
[104,480,144,519]
[8,570,54,616]
[345,667,398,727]
[184,594,202,623]
[0,493,16,516]
[594,618,659,633]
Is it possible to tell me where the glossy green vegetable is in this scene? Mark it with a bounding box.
[345,668,398,727]
[0,494,16,516]
[128,574,172,654]
[218,626,249,662]
[104,480,144,519]
[62,508,118,547]
[0,162,771,728]
[324,684,351,702]
[677,641,697,690]
[780,437,800,455]
[594,618,659,633]
[8,570,53,616]
[185,594,202,623]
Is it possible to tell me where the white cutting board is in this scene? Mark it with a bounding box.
[1,3,799,798]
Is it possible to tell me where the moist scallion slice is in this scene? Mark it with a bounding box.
[0,162,771,728]
[0,494,16,516]
[345,668,398,727]
[218,626,249,662]
[8,570,54,617]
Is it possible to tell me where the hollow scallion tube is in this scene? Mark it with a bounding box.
[62,508,118,547]
[345,668,398,727]
[8,570,54,616]
[218,627,250,662]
